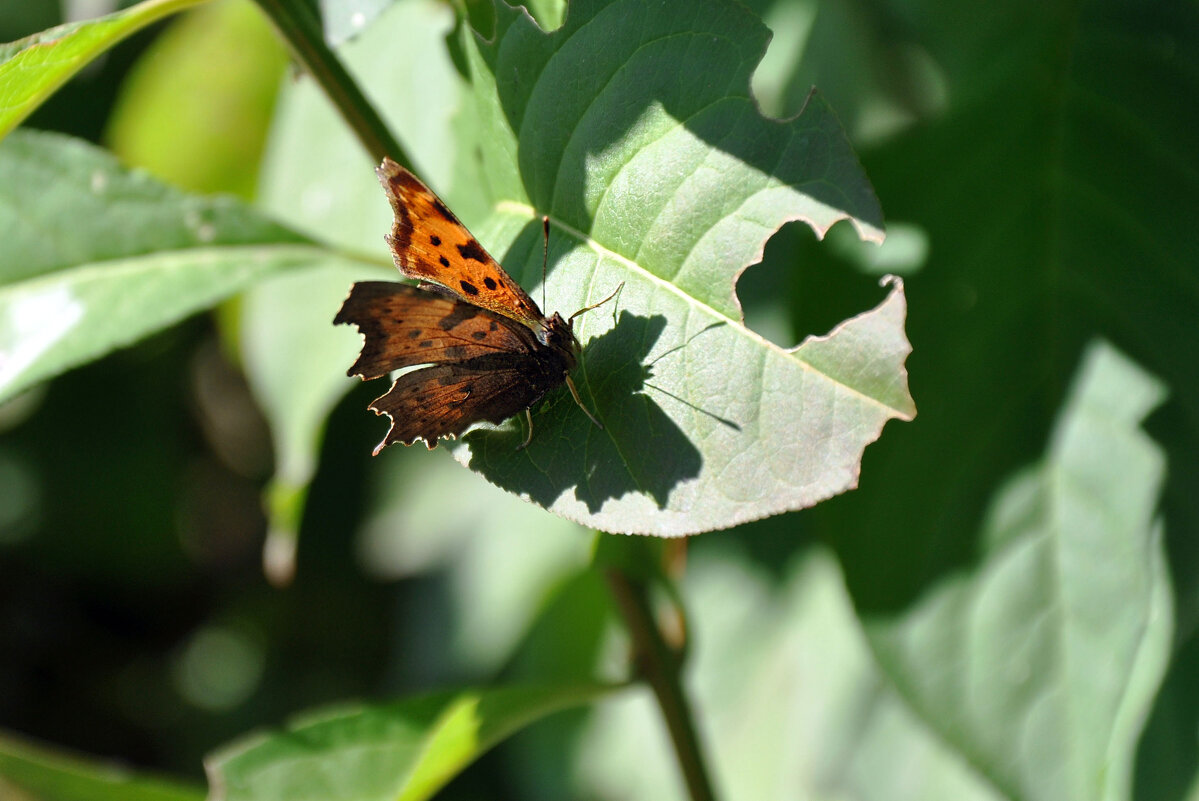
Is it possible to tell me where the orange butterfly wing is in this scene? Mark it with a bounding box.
[376,158,544,328]
[334,160,604,453]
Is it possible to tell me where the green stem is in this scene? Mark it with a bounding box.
[605,569,717,801]
[249,0,411,167]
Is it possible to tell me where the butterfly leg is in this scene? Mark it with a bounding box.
[565,375,604,430]
[516,407,535,451]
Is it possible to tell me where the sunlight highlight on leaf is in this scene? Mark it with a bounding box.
[206,684,618,801]
[0,283,82,394]
[0,131,338,404]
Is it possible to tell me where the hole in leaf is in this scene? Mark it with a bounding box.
[737,220,895,348]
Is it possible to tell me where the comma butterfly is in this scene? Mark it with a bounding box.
[335,158,617,453]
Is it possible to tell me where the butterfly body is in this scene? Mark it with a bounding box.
[335,158,600,453]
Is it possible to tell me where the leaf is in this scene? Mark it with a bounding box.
[438,0,909,534]
[0,129,338,404]
[356,448,593,669]
[241,264,379,585]
[204,683,618,801]
[105,0,289,197]
[867,341,1172,801]
[0,728,203,801]
[743,0,944,140]
[0,0,202,140]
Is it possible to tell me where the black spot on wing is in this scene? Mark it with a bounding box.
[439,256,450,268]
[459,280,479,296]
[430,235,441,246]
[457,241,488,263]
[483,277,497,290]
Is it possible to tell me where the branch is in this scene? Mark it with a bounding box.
[605,567,717,801]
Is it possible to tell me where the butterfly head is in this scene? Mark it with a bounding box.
[539,312,581,370]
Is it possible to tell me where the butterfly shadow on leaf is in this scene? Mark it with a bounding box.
[456,310,702,515]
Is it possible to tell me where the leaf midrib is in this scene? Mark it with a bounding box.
[0,242,375,293]
[494,199,908,417]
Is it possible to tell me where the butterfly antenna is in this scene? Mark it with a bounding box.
[568,282,624,326]
[541,216,550,311]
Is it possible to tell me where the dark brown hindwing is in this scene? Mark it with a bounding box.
[335,281,574,450]
[334,282,540,379]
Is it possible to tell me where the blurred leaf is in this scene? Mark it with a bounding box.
[0,729,203,801]
[243,0,464,572]
[513,0,566,31]
[356,448,592,669]
[768,1,1199,784]
[572,547,1005,801]
[205,683,618,801]
[0,0,204,140]
[502,567,615,683]
[820,0,1199,610]
[0,129,347,404]
[501,567,619,801]
[746,0,945,141]
[106,0,288,197]
[568,342,1169,801]
[868,341,1171,801]
[242,263,379,585]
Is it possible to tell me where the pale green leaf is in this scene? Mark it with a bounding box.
[564,344,1169,799]
[868,341,1172,801]
[573,548,1005,801]
[105,0,289,197]
[0,130,337,404]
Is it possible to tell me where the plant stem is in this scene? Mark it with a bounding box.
[249,0,411,167]
[605,569,717,801]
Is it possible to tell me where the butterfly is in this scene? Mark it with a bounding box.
[334,157,618,454]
